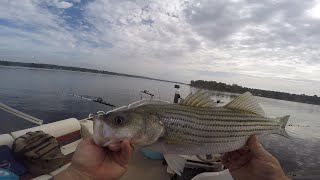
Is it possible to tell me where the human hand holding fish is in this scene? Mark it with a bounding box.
[55,135,288,180]
[55,138,133,180]
[222,135,288,180]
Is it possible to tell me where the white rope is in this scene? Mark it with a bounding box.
[0,102,43,125]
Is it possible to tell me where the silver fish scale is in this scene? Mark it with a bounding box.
[144,104,281,154]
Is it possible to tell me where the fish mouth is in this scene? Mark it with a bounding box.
[93,115,115,147]
[102,138,113,146]
[92,136,112,147]
[92,128,116,146]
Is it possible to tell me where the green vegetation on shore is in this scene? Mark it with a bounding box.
[0,60,185,85]
[191,80,320,105]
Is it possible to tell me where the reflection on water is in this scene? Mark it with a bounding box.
[1,67,320,174]
[0,66,189,132]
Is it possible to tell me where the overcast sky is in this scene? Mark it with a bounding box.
[1,0,320,95]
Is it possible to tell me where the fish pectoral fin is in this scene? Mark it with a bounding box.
[163,154,186,176]
[224,92,265,116]
[179,90,215,107]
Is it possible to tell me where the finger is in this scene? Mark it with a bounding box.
[83,138,104,151]
[222,161,232,168]
[229,151,241,160]
[221,151,235,163]
[248,136,281,164]
[225,151,240,160]
[247,135,261,149]
[247,135,266,157]
[119,139,133,166]
[221,155,230,166]
[238,147,249,155]
[221,153,229,163]
[84,137,95,145]
[228,153,251,172]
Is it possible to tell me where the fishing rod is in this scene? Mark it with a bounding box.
[68,93,116,108]
[139,90,154,100]
[140,90,154,97]
[93,97,116,107]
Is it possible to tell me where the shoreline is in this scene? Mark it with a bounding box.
[0,61,187,85]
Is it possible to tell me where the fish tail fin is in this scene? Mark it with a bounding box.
[278,115,290,138]
[280,115,290,128]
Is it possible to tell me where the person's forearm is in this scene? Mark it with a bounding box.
[54,166,90,180]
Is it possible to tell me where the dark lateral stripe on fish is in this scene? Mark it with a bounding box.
[164,109,263,118]
[185,138,244,144]
[184,139,239,143]
[163,119,279,128]
[159,105,254,113]
[161,113,276,124]
[170,127,274,137]
[162,114,272,123]
[173,138,242,144]
[170,131,247,139]
[162,117,278,128]
[162,104,226,110]
[159,111,266,119]
[158,109,264,118]
[159,105,233,113]
[162,116,278,126]
[167,123,277,133]
[158,107,256,117]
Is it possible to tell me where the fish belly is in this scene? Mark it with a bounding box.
[146,138,249,155]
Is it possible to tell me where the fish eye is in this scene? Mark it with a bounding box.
[113,115,127,125]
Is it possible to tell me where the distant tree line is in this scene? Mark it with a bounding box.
[190,80,320,105]
[0,60,185,85]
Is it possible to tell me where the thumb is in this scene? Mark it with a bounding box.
[247,135,266,156]
[247,135,283,168]
[119,140,133,167]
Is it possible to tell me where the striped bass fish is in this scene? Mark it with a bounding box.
[93,91,290,174]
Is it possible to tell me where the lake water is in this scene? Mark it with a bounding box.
[0,66,319,174]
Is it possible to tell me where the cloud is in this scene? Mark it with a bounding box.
[1,0,320,95]
[0,0,98,62]
[307,0,320,18]
[46,0,74,9]
[182,0,320,82]
[83,0,202,64]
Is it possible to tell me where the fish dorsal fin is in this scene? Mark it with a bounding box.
[180,90,215,107]
[224,92,265,116]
